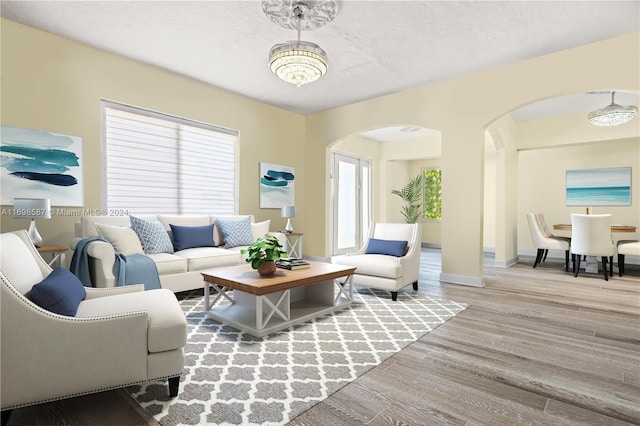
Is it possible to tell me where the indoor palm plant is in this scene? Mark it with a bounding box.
[241,234,287,276]
[391,173,423,223]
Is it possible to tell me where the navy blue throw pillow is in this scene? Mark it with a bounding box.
[365,238,408,257]
[30,267,87,316]
[170,223,216,251]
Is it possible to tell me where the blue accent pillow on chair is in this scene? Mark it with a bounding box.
[29,267,87,316]
[366,238,408,257]
[170,223,216,251]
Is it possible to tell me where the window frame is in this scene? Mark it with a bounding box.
[101,100,239,215]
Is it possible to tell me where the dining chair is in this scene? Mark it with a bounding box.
[570,214,615,281]
[617,240,640,277]
[535,213,572,263]
[526,213,571,271]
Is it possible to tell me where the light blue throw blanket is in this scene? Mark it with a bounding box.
[70,237,161,291]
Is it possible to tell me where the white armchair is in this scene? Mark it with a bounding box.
[526,213,571,271]
[1,230,187,420]
[570,214,615,281]
[617,240,640,277]
[332,222,421,301]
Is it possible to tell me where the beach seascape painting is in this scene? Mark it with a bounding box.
[566,167,631,206]
[1,125,83,206]
[259,162,295,208]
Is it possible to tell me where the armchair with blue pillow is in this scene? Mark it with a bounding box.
[332,222,422,301]
[0,230,187,422]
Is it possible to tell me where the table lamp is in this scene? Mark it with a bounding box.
[13,198,51,246]
[281,205,296,233]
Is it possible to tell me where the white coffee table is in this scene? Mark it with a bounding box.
[201,260,356,337]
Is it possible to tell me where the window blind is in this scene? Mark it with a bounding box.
[103,102,237,215]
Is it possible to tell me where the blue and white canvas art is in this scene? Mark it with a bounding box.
[259,162,295,208]
[1,125,83,206]
[566,167,631,206]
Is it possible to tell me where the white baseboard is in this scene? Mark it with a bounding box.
[493,257,519,268]
[439,272,485,287]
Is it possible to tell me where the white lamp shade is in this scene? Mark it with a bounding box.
[12,198,52,219]
[281,206,297,218]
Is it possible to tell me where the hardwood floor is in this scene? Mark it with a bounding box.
[6,251,639,425]
[289,251,640,425]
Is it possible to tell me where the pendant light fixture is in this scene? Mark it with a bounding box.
[263,0,336,87]
[588,91,638,126]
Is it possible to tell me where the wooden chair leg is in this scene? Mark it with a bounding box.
[534,248,544,268]
[168,376,180,397]
[618,253,625,277]
[1,410,12,426]
[564,250,570,272]
[391,291,398,301]
[602,256,609,281]
[574,255,581,277]
[412,281,418,290]
[543,249,549,262]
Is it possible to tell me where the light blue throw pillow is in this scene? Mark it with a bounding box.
[216,216,254,248]
[130,216,174,254]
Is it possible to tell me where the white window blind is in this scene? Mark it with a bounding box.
[103,102,237,215]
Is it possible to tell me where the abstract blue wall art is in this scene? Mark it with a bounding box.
[1,125,83,206]
[566,167,631,206]
[259,162,295,208]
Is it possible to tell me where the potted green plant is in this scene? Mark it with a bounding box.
[391,173,423,223]
[241,234,287,276]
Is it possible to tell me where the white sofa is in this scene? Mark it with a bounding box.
[72,214,284,293]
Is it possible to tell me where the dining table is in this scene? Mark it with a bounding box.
[552,223,637,273]
[552,224,637,233]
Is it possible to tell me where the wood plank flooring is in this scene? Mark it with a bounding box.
[289,252,640,425]
[6,251,639,425]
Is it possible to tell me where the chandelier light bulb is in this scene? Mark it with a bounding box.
[269,41,328,87]
[263,0,335,87]
[588,91,638,127]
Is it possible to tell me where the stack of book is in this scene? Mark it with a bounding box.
[276,258,310,270]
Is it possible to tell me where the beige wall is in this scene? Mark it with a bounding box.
[306,32,639,286]
[518,139,639,253]
[1,19,305,247]
[2,18,639,285]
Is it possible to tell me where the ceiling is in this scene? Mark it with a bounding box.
[2,1,639,128]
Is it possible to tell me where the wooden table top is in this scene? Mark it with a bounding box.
[36,245,69,253]
[201,260,356,296]
[553,224,637,233]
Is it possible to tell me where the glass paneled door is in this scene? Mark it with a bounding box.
[331,153,371,255]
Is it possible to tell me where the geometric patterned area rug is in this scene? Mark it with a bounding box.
[127,287,467,426]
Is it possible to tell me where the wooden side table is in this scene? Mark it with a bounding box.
[37,245,69,268]
[281,232,303,259]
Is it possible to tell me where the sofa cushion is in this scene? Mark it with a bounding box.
[173,247,242,271]
[366,238,408,257]
[95,223,144,255]
[334,254,403,279]
[216,216,254,248]
[147,253,189,275]
[170,223,216,251]
[130,215,174,255]
[251,220,271,240]
[29,267,87,316]
[75,288,187,353]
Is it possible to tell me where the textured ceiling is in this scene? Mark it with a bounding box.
[1,0,639,122]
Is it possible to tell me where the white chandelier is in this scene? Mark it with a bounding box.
[263,0,336,87]
[588,91,638,127]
